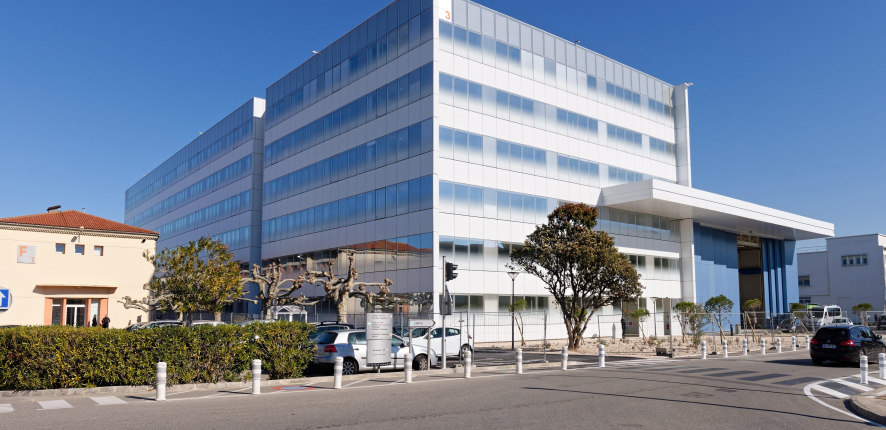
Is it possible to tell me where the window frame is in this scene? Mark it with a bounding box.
[94,246,104,256]
[74,244,85,255]
[55,243,65,254]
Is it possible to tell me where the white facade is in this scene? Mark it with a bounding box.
[798,234,886,318]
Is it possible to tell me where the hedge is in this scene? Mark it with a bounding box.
[0,322,315,391]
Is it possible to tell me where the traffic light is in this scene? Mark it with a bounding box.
[445,262,458,281]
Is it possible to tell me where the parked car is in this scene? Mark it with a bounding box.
[235,319,276,326]
[777,318,804,333]
[309,323,354,341]
[877,315,886,330]
[126,322,149,331]
[140,320,184,329]
[313,329,438,375]
[410,327,474,360]
[829,318,852,326]
[810,325,886,366]
[190,320,226,327]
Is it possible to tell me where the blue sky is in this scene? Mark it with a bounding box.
[0,0,883,247]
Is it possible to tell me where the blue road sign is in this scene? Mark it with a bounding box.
[0,289,9,310]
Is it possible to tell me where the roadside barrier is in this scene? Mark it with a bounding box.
[516,349,523,374]
[742,338,748,356]
[405,352,413,383]
[761,339,766,355]
[599,344,606,368]
[156,362,167,401]
[880,353,885,380]
[701,340,706,359]
[806,335,810,350]
[861,355,869,384]
[464,350,472,379]
[792,336,797,352]
[722,339,728,358]
[777,338,782,353]
[333,357,343,389]
[251,359,261,395]
[561,347,568,370]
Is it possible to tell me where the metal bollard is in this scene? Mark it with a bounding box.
[777,337,782,353]
[879,353,885,380]
[861,355,869,384]
[722,339,728,358]
[761,338,766,355]
[155,362,167,401]
[701,340,707,359]
[561,346,568,370]
[516,348,523,374]
[405,352,413,383]
[251,359,261,395]
[792,336,797,352]
[742,338,748,356]
[464,350,472,378]
[599,344,606,368]
[806,335,810,350]
[333,357,343,389]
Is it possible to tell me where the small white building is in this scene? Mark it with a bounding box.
[0,206,158,328]
[797,234,886,319]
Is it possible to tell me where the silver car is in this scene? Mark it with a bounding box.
[190,320,226,327]
[313,329,438,375]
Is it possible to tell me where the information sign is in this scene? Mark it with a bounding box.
[366,313,393,366]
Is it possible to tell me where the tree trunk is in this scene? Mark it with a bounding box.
[336,293,348,324]
[715,313,725,343]
[214,311,222,322]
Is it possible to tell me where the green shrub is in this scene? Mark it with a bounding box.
[0,322,315,391]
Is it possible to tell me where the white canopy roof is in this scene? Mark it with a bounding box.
[599,179,833,241]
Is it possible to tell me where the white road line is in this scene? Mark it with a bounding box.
[832,379,873,392]
[341,379,367,388]
[387,379,405,385]
[860,376,886,386]
[0,404,12,414]
[809,384,849,399]
[91,396,127,406]
[37,400,73,410]
[803,384,884,426]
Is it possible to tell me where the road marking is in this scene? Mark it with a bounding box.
[387,379,405,385]
[808,384,849,399]
[37,400,73,410]
[677,368,727,374]
[342,379,366,388]
[0,404,12,414]
[773,376,820,386]
[738,373,789,381]
[832,379,873,392]
[91,396,127,406]
[706,371,755,378]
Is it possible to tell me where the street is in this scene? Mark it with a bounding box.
[0,348,880,429]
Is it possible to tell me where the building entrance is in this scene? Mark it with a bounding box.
[65,299,86,327]
[738,235,764,318]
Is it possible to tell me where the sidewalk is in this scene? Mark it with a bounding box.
[850,393,886,425]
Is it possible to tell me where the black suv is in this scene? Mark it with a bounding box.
[810,325,886,366]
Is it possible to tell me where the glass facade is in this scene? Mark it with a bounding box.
[265,0,434,128]
[156,190,252,241]
[439,180,560,224]
[265,62,433,167]
[596,207,682,243]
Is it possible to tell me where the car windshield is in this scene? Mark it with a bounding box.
[315,332,339,344]
[810,308,824,318]
[815,328,849,339]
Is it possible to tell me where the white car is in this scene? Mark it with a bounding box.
[313,329,438,375]
[190,320,226,327]
[828,318,852,325]
[405,327,474,360]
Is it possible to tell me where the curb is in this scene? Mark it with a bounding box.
[849,395,886,425]
[0,360,583,398]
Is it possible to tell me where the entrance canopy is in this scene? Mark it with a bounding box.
[599,179,833,241]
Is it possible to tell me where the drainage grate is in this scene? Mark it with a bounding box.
[681,392,713,398]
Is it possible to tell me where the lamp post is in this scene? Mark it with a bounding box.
[507,271,520,351]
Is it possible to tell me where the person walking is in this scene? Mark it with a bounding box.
[101,315,110,329]
[91,315,98,328]
[620,316,627,339]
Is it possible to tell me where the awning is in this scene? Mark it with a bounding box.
[598,179,833,241]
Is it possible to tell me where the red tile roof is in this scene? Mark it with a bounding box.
[0,210,158,236]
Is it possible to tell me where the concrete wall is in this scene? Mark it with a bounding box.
[0,227,154,328]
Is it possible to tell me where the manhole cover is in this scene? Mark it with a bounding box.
[681,392,713,398]
[273,386,315,392]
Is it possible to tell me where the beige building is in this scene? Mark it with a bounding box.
[0,206,158,328]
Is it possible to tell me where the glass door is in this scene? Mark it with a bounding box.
[65,299,86,327]
[90,302,99,327]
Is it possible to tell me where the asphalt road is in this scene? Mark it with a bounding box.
[1,349,881,430]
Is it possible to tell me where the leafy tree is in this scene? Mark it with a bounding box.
[509,203,643,351]
[790,302,808,318]
[853,303,874,326]
[121,237,248,323]
[510,299,529,346]
[672,301,696,342]
[704,295,734,342]
[630,308,651,341]
[741,299,762,342]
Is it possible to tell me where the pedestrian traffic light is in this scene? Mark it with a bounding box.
[445,262,458,281]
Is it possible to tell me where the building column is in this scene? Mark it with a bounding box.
[61,298,67,326]
[679,219,696,303]
[674,83,692,187]
[43,298,53,326]
[85,298,92,327]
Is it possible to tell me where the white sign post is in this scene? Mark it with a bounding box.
[366,313,393,371]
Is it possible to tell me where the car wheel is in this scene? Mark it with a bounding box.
[413,354,429,371]
[342,358,358,375]
[812,357,823,365]
[459,344,473,361]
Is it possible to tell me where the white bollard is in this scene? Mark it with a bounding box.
[861,355,869,384]
[792,336,797,352]
[806,335,810,350]
[405,352,413,383]
[761,338,766,355]
[251,359,261,395]
[742,338,748,356]
[777,337,782,353]
[599,344,606,368]
[464,350,472,378]
[722,339,728,358]
[333,357,343,389]
[879,353,885,380]
[561,346,568,370]
[155,362,167,401]
[701,340,707,359]
[516,348,523,374]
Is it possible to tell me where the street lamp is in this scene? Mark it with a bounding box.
[507,271,520,351]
